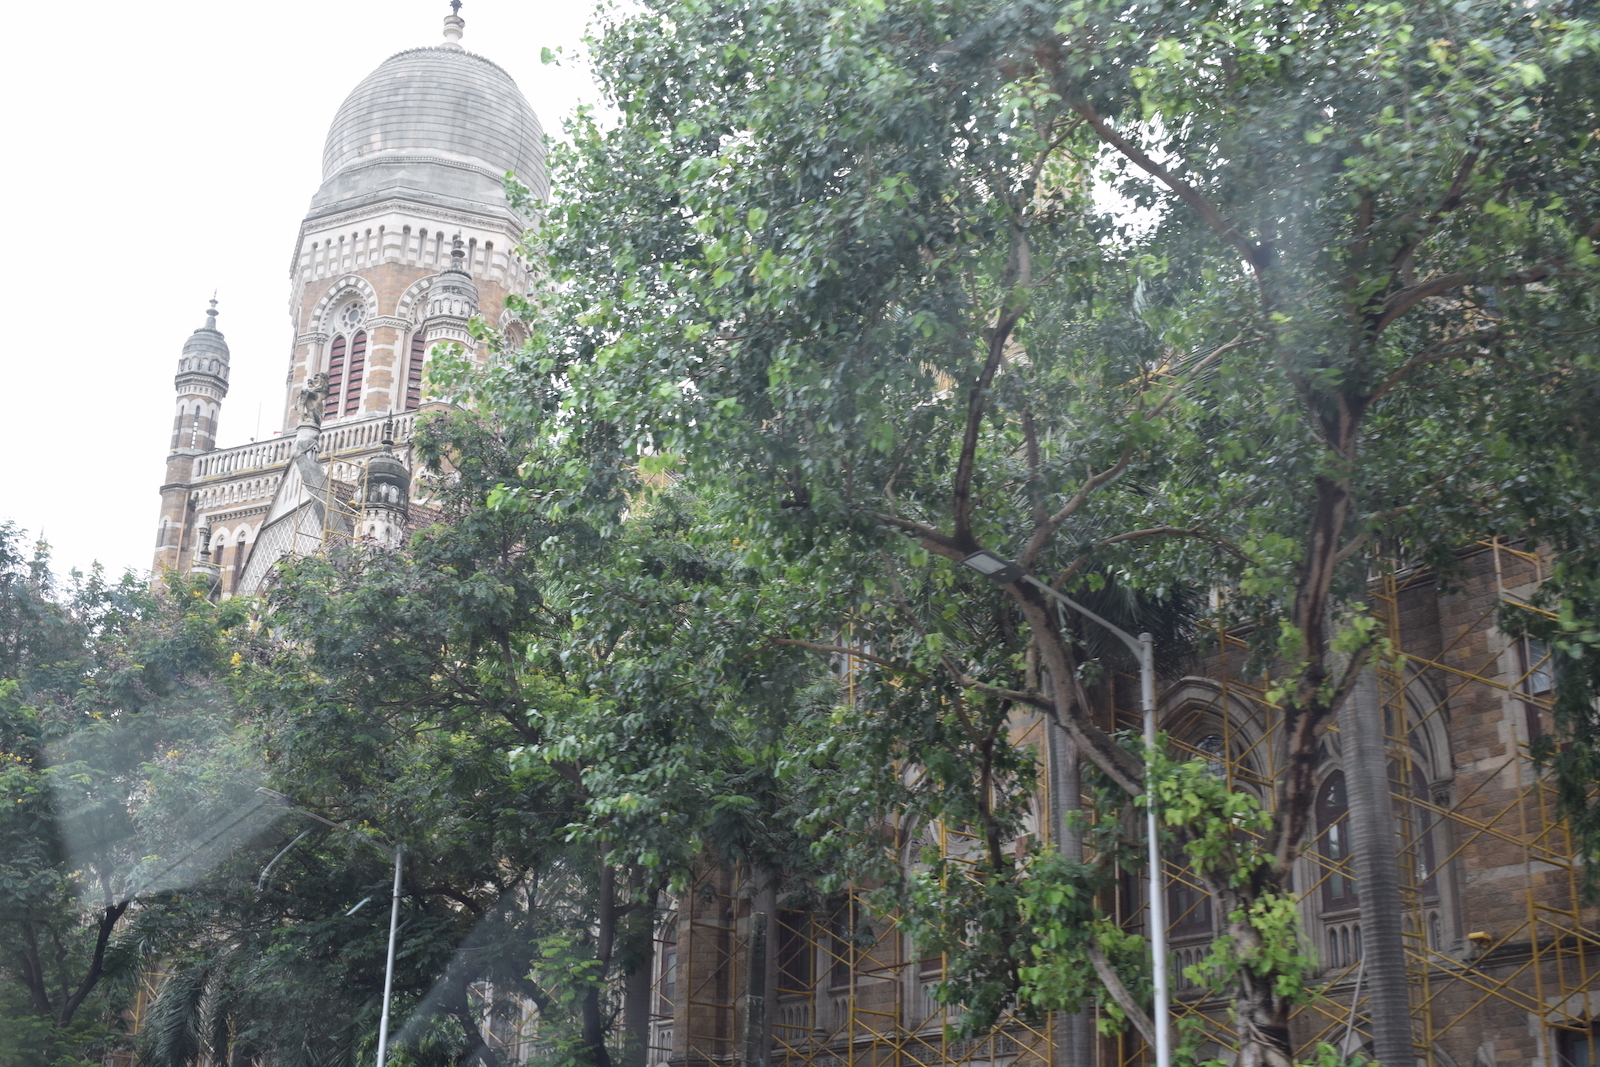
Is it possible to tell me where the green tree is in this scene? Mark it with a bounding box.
[141,411,831,1067]
[0,522,248,1065]
[507,2,1600,1063]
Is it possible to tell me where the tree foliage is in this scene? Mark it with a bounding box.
[0,522,247,1065]
[503,1,1600,1063]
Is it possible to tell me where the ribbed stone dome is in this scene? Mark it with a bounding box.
[178,302,230,382]
[307,44,547,220]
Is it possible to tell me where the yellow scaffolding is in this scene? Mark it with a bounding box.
[1111,539,1599,1065]
[651,539,1598,1067]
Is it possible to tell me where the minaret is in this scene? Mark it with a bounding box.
[154,300,230,574]
[422,236,480,353]
[356,415,412,548]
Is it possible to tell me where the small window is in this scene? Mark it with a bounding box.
[776,911,812,995]
[829,905,855,989]
[1168,870,1213,941]
[1520,636,1554,741]
[406,332,426,411]
[343,331,367,416]
[658,943,677,1014]
[1406,765,1439,899]
[1194,733,1226,778]
[324,336,347,419]
[1316,771,1358,910]
[1560,1026,1599,1067]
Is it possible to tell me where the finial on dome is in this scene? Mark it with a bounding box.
[449,236,467,272]
[204,294,220,331]
[443,2,464,49]
[381,410,396,448]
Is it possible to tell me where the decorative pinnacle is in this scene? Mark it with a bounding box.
[450,235,466,270]
[443,2,464,47]
[381,411,396,447]
[204,294,220,330]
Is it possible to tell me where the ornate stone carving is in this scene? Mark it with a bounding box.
[296,372,328,428]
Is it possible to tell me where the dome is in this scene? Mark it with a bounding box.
[361,445,411,515]
[307,37,546,221]
[177,301,230,383]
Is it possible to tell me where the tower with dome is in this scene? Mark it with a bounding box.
[150,6,543,592]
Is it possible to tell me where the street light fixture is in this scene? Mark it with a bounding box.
[958,550,1171,1067]
[256,788,404,1067]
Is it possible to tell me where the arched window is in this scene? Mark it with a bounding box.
[1168,873,1213,940]
[343,330,367,416]
[324,335,347,419]
[229,534,249,594]
[406,332,426,411]
[1403,763,1440,899]
[1316,771,1358,911]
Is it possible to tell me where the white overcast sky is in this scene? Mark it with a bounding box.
[0,0,602,579]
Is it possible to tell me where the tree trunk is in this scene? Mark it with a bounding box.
[621,947,656,1067]
[1232,961,1293,1067]
[1045,719,1094,1067]
[587,854,617,1067]
[620,874,661,1067]
[1339,668,1413,1066]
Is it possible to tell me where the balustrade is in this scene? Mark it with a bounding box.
[189,412,419,481]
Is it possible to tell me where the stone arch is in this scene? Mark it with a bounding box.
[1399,666,1452,783]
[497,306,530,350]
[396,275,437,325]
[1158,676,1270,786]
[308,274,379,335]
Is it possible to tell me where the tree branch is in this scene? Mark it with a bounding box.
[953,674,1053,711]
[1365,331,1501,404]
[1068,98,1263,271]
[59,901,129,1025]
[1053,526,1251,586]
[953,228,1032,544]
[773,639,928,679]
[1086,938,1157,1048]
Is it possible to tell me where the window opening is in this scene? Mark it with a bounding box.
[1316,771,1358,910]
[407,332,426,411]
[776,910,813,995]
[324,335,346,420]
[343,331,366,416]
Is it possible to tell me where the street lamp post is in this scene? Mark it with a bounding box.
[256,788,404,1067]
[959,550,1171,1067]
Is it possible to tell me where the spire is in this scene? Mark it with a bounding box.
[448,235,467,274]
[203,294,219,332]
[443,1,464,49]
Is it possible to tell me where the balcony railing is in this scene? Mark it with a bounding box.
[191,411,419,480]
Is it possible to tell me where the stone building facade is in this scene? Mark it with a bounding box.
[150,8,542,593]
[646,543,1598,1067]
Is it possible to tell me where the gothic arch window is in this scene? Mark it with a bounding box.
[324,335,347,420]
[1313,769,1361,970]
[343,331,367,416]
[1155,692,1267,992]
[1315,771,1358,911]
[229,529,250,594]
